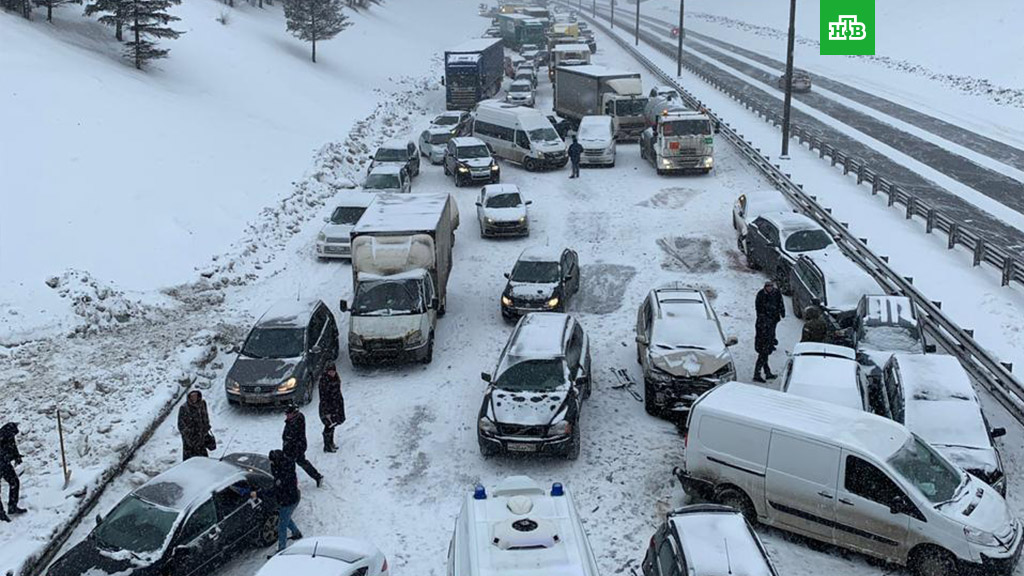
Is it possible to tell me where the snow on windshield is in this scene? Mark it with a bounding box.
[242,327,304,359]
[785,230,833,252]
[888,436,962,503]
[458,145,490,159]
[511,260,559,284]
[330,206,366,225]
[486,193,522,208]
[662,120,711,136]
[527,127,560,143]
[353,279,423,316]
[364,173,400,189]
[374,148,407,162]
[93,495,178,555]
[496,358,565,392]
[859,326,921,352]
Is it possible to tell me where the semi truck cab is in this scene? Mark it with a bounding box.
[641,111,714,174]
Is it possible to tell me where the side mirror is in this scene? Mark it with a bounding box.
[95,513,103,526]
[725,336,738,347]
[503,272,510,279]
[475,201,482,207]
[430,297,439,309]
[888,495,909,516]
[925,343,937,353]
[991,427,1007,439]
[310,345,323,355]
[525,200,533,205]
[635,335,649,345]
[481,372,492,383]
[322,216,329,223]
[228,343,240,354]
[338,300,348,312]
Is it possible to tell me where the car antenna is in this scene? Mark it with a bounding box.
[312,540,319,558]
[724,537,732,574]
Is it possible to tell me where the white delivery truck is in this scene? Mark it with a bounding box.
[553,65,648,140]
[340,193,458,365]
[640,109,715,175]
[548,42,591,81]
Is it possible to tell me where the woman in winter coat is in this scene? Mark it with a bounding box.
[177,390,211,461]
[318,364,346,453]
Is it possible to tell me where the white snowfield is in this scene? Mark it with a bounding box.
[2,2,1024,576]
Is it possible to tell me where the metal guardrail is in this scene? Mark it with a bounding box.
[586,3,1024,289]
[568,5,1024,423]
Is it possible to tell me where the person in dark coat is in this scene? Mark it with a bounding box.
[801,304,830,343]
[0,423,25,521]
[568,136,583,179]
[177,390,211,461]
[318,365,346,453]
[250,449,302,555]
[283,405,323,487]
[753,280,785,382]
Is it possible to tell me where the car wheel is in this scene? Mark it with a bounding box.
[911,547,958,576]
[736,234,745,252]
[565,425,581,460]
[644,379,660,416]
[255,510,279,547]
[745,243,759,270]
[421,333,434,364]
[443,163,450,176]
[479,439,499,458]
[716,487,757,525]
[524,157,538,172]
[793,297,804,319]
[438,296,447,317]
[454,175,462,187]
[776,265,792,295]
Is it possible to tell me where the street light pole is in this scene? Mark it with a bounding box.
[593,0,596,18]
[610,0,615,29]
[676,0,684,76]
[635,0,640,45]
[780,0,797,158]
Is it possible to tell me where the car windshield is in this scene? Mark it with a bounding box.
[487,193,522,208]
[511,260,559,283]
[615,98,648,116]
[888,436,964,503]
[859,325,922,353]
[94,495,178,554]
[241,327,305,359]
[352,279,424,316]
[495,358,566,392]
[433,115,459,126]
[330,206,365,225]
[785,229,833,252]
[374,148,407,162]
[510,84,531,93]
[578,123,608,140]
[527,127,560,143]
[364,173,400,189]
[429,132,452,145]
[458,145,491,159]
[662,120,711,136]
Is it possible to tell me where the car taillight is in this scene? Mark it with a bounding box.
[684,432,689,449]
[382,558,389,573]
[669,141,680,150]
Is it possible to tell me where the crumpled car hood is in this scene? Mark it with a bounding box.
[490,389,567,426]
[650,348,730,378]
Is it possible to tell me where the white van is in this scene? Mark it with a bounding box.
[473,101,568,171]
[448,476,600,576]
[677,382,1021,576]
[576,115,616,167]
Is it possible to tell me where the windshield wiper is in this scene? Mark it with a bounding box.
[935,476,970,509]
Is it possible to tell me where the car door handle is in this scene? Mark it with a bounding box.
[838,498,854,506]
[817,491,833,499]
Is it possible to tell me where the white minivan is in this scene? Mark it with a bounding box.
[677,382,1021,576]
[473,101,568,171]
[576,115,616,167]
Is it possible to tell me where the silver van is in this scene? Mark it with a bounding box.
[677,382,1021,576]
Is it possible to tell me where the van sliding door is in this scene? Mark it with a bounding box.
[765,431,840,543]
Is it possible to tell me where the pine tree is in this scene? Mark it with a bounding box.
[85,0,127,40]
[283,0,350,63]
[34,0,81,22]
[122,0,183,70]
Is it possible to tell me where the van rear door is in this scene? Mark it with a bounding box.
[765,431,840,543]
[834,451,912,561]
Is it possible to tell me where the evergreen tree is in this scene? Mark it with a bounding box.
[34,0,81,22]
[283,0,349,63]
[122,0,183,70]
[85,0,127,40]
[1,0,32,19]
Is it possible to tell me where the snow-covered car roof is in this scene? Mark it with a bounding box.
[669,505,776,576]
[426,126,454,136]
[701,382,912,458]
[451,136,487,148]
[258,537,382,576]
[334,194,376,208]
[650,292,727,354]
[507,313,569,359]
[894,354,991,451]
[860,294,917,327]
[353,192,451,234]
[785,343,863,411]
[759,210,823,233]
[367,164,405,176]
[801,250,882,312]
[518,246,565,262]
[436,111,468,120]
[258,298,322,328]
[133,457,248,512]
[482,184,521,198]
[510,79,533,88]
[377,139,412,151]
[739,189,793,221]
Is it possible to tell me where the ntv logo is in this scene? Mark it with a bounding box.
[827,15,867,41]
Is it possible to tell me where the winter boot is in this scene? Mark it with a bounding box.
[7,505,26,515]
[290,531,303,541]
[752,373,765,383]
[0,510,9,522]
[764,370,778,381]
[315,475,324,488]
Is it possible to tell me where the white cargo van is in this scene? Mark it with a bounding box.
[677,382,1021,576]
[448,476,600,576]
[473,101,568,171]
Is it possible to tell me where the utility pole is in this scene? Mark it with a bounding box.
[780,0,797,158]
[593,0,596,18]
[610,0,615,29]
[676,0,684,76]
[635,0,640,45]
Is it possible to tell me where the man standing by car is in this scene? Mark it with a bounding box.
[318,365,346,453]
[251,449,302,556]
[283,405,323,487]
[754,280,785,382]
[0,422,26,521]
[800,304,829,343]
[177,390,212,461]
[568,136,583,179]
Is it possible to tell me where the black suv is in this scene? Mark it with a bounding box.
[444,136,500,187]
[478,313,591,460]
[48,454,278,576]
[500,246,580,321]
[226,299,339,406]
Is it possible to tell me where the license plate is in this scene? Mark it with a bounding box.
[507,443,537,453]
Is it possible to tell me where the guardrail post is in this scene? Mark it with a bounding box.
[871,179,880,195]
[880,255,889,263]
[905,195,914,218]
[857,165,865,184]
[933,301,942,309]
[1003,258,1015,287]
[1002,362,1014,373]
[948,224,958,249]
[904,276,913,284]
[888,186,897,207]
[843,158,852,175]
[964,328,974,337]
[926,209,936,233]
[973,240,985,267]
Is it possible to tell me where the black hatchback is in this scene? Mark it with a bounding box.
[47,454,277,576]
[500,246,580,321]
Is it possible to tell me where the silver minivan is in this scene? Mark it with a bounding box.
[677,382,1021,576]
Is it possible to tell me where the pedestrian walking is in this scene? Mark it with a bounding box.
[0,422,25,522]
[800,304,830,343]
[568,136,583,179]
[283,405,323,487]
[318,364,346,453]
[251,449,303,556]
[177,390,213,461]
[753,280,785,382]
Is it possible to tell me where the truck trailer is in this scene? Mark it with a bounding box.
[496,13,546,50]
[341,193,459,365]
[445,39,504,111]
[553,65,648,140]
